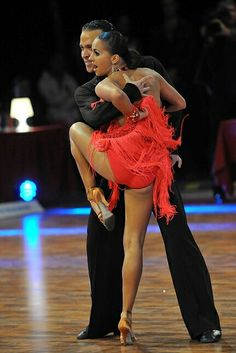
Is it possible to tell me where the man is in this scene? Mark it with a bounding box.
[75,19,221,343]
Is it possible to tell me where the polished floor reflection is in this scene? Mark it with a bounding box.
[0,204,235,353]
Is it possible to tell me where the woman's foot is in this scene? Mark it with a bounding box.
[118,311,136,346]
[87,187,115,231]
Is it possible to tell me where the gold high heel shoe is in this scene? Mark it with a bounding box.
[118,311,136,346]
[87,187,115,231]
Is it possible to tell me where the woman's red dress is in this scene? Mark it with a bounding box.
[90,95,181,223]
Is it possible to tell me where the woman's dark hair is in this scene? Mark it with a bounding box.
[82,19,116,32]
[98,31,142,69]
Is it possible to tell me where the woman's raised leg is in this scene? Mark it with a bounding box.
[69,122,116,230]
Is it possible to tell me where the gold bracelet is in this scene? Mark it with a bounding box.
[126,106,140,123]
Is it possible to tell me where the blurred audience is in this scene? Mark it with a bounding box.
[115,14,143,52]
[148,0,197,90]
[37,51,79,126]
[197,0,236,199]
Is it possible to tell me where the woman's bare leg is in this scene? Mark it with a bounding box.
[118,184,153,344]
[69,122,116,229]
[69,122,115,190]
[122,185,153,313]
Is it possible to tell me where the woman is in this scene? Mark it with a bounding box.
[69,31,186,345]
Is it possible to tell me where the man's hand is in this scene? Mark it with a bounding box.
[171,154,182,168]
[123,73,151,96]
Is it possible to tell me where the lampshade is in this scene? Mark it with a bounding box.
[10,97,34,131]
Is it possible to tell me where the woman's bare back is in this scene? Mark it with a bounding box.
[110,67,162,107]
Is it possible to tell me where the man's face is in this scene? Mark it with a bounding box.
[80,29,102,73]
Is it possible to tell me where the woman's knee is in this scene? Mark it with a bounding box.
[69,122,85,140]
[124,232,145,251]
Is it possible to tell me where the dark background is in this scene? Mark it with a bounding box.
[1,0,220,181]
[1,0,216,95]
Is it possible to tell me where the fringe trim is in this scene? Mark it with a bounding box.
[89,95,182,223]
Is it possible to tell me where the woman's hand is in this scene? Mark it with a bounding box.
[139,107,149,120]
[126,106,148,122]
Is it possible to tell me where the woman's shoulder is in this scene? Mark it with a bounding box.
[136,67,158,76]
[130,68,160,83]
[108,68,160,89]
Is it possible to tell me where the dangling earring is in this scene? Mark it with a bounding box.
[112,64,119,73]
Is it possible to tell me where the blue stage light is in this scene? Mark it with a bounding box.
[19,180,37,202]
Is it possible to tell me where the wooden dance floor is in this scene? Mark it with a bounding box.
[0,200,236,353]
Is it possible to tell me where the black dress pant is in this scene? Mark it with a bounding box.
[85,179,221,338]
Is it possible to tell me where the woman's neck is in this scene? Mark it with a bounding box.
[117,65,128,71]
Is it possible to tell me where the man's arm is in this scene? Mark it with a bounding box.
[74,77,142,129]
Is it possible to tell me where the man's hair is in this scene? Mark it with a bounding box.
[82,19,116,32]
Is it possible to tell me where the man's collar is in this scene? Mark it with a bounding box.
[95,75,106,84]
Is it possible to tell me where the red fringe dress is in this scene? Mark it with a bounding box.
[90,95,181,223]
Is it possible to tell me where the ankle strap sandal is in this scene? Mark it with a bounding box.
[87,187,115,231]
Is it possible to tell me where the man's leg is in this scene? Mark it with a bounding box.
[157,180,221,341]
[78,180,125,338]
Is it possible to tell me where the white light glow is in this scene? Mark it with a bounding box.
[10,97,34,131]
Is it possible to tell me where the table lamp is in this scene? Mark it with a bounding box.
[10,97,34,131]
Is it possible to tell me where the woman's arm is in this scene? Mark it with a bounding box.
[75,80,141,128]
[95,77,135,116]
[75,78,145,128]
[159,75,186,112]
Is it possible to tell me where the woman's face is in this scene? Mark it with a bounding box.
[80,29,102,73]
[89,37,114,76]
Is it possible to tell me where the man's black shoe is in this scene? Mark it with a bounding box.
[77,327,119,340]
[77,327,90,340]
[198,329,222,343]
